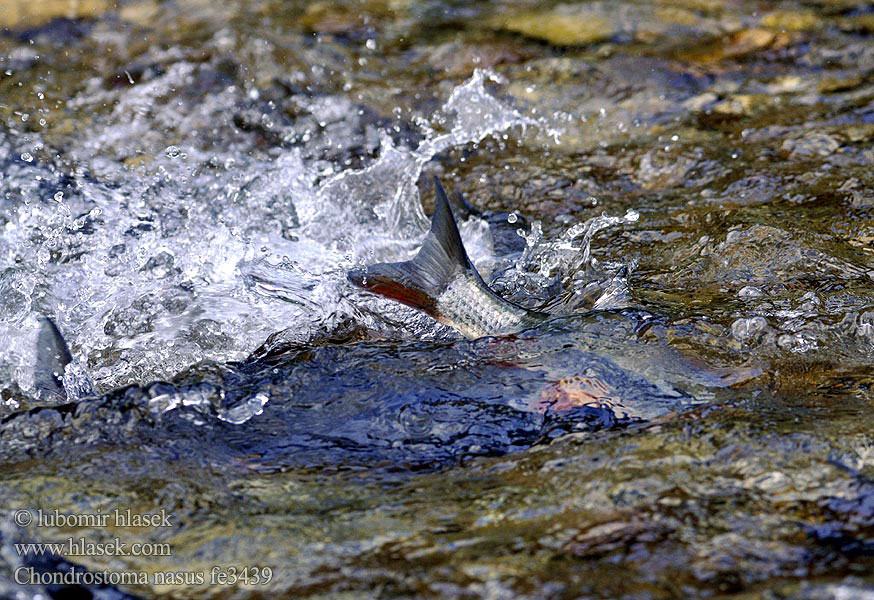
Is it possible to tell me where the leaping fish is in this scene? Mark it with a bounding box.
[348,177,548,339]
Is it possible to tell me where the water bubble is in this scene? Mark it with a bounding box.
[20,152,33,162]
[507,212,518,224]
[164,145,183,159]
[53,191,64,202]
[365,39,377,50]
[732,317,768,342]
[624,209,640,223]
[399,405,433,437]
[738,285,763,299]
[777,332,817,353]
[858,312,874,339]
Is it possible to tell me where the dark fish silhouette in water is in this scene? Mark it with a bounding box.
[33,315,74,402]
[348,177,548,339]
[33,315,95,402]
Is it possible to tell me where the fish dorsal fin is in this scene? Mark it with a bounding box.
[33,315,73,402]
[415,176,474,281]
[347,177,476,314]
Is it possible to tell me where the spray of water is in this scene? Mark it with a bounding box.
[0,68,630,400]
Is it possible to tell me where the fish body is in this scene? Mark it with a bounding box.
[348,177,547,339]
[33,315,95,402]
[34,315,74,402]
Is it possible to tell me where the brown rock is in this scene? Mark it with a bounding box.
[0,0,112,28]
[760,10,820,32]
[489,8,614,46]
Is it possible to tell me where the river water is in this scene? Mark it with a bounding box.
[1,0,874,598]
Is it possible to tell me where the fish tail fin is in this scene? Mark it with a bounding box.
[348,176,474,314]
[33,315,73,402]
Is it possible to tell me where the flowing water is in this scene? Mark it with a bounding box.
[1,0,874,598]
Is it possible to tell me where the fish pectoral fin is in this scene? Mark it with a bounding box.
[33,315,73,402]
[348,262,439,314]
[348,176,479,314]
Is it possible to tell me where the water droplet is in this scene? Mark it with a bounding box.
[20,152,33,163]
[507,212,518,224]
[365,38,377,50]
[53,191,63,202]
[164,145,183,159]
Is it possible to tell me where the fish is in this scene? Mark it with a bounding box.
[33,315,75,402]
[348,177,548,339]
[33,315,94,403]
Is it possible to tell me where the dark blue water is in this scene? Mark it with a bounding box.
[0,311,724,472]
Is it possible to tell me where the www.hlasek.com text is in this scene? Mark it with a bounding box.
[16,537,171,557]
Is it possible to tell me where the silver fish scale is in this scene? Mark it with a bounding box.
[435,273,530,339]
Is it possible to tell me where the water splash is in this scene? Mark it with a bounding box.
[492,209,640,311]
[148,384,270,425]
[0,69,573,396]
[0,65,633,399]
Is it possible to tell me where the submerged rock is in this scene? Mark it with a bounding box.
[488,7,615,46]
[0,0,111,29]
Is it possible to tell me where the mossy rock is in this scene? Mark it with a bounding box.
[760,10,820,32]
[489,8,614,46]
[0,0,112,28]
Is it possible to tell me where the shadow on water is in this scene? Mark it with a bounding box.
[1,310,738,474]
